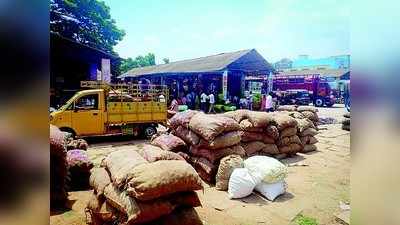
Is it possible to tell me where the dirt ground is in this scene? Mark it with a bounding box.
[50,105,350,225]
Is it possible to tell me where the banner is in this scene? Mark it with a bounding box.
[222,70,228,100]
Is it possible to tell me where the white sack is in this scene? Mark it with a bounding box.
[244,156,287,183]
[255,181,287,201]
[228,168,260,199]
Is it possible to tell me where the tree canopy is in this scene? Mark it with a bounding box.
[120,53,156,74]
[50,0,125,54]
[162,58,170,64]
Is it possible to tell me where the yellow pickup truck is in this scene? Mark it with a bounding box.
[50,81,168,138]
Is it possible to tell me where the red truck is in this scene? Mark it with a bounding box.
[272,74,336,107]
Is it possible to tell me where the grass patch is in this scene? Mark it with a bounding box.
[293,214,319,225]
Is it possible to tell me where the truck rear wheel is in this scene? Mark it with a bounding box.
[143,126,157,139]
[314,97,324,107]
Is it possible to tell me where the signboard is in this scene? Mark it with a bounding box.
[101,58,111,83]
[222,70,228,100]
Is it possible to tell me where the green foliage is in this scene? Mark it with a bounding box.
[120,53,156,74]
[50,0,125,54]
[217,93,225,104]
[253,93,262,104]
[163,58,170,64]
[293,214,319,225]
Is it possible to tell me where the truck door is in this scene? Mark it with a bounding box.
[72,93,103,136]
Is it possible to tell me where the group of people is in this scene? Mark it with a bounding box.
[169,91,216,114]
[169,90,276,113]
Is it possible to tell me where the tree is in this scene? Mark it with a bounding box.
[50,0,125,54]
[163,58,170,64]
[120,53,156,74]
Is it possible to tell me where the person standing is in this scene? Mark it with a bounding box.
[247,91,254,110]
[170,97,179,112]
[265,92,274,112]
[200,91,208,112]
[208,92,216,113]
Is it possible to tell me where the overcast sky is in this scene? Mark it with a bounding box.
[103,0,349,64]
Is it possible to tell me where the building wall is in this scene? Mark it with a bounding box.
[291,55,350,70]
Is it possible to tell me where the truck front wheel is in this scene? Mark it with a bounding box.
[314,97,324,107]
[143,126,157,139]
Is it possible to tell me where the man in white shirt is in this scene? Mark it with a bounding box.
[208,92,215,113]
[265,92,274,112]
[200,91,208,112]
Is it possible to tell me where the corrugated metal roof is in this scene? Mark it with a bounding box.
[277,68,349,78]
[119,49,255,78]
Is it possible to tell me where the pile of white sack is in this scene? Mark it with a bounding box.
[227,156,287,201]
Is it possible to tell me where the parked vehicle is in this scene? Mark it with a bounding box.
[273,74,336,107]
[275,89,311,106]
[50,81,168,138]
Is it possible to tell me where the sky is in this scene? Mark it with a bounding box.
[103,0,349,64]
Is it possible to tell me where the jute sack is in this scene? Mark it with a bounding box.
[89,167,111,197]
[276,105,297,111]
[126,160,203,201]
[286,111,305,119]
[262,144,279,155]
[271,113,298,131]
[215,155,244,191]
[189,156,217,183]
[297,106,318,113]
[301,111,319,122]
[247,111,275,128]
[136,144,184,162]
[172,125,200,145]
[241,141,266,156]
[240,131,275,144]
[189,156,216,175]
[239,119,264,132]
[189,145,245,164]
[278,135,302,146]
[197,131,241,150]
[86,193,117,222]
[300,128,318,136]
[342,118,350,126]
[223,109,250,123]
[169,110,199,129]
[149,207,203,225]
[278,143,302,154]
[50,124,66,156]
[265,125,279,140]
[295,118,316,133]
[105,187,201,224]
[102,149,148,188]
[151,134,187,152]
[300,136,318,145]
[302,144,317,153]
[279,127,298,138]
[189,113,240,140]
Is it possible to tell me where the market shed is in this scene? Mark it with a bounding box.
[118,49,274,98]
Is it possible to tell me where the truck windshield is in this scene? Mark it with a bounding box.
[59,93,79,111]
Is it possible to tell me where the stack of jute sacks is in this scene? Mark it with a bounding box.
[270,112,302,156]
[66,149,93,190]
[342,112,350,131]
[288,113,318,153]
[50,125,69,208]
[224,110,280,157]
[167,110,245,184]
[87,146,203,225]
[276,106,319,153]
[296,106,319,127]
